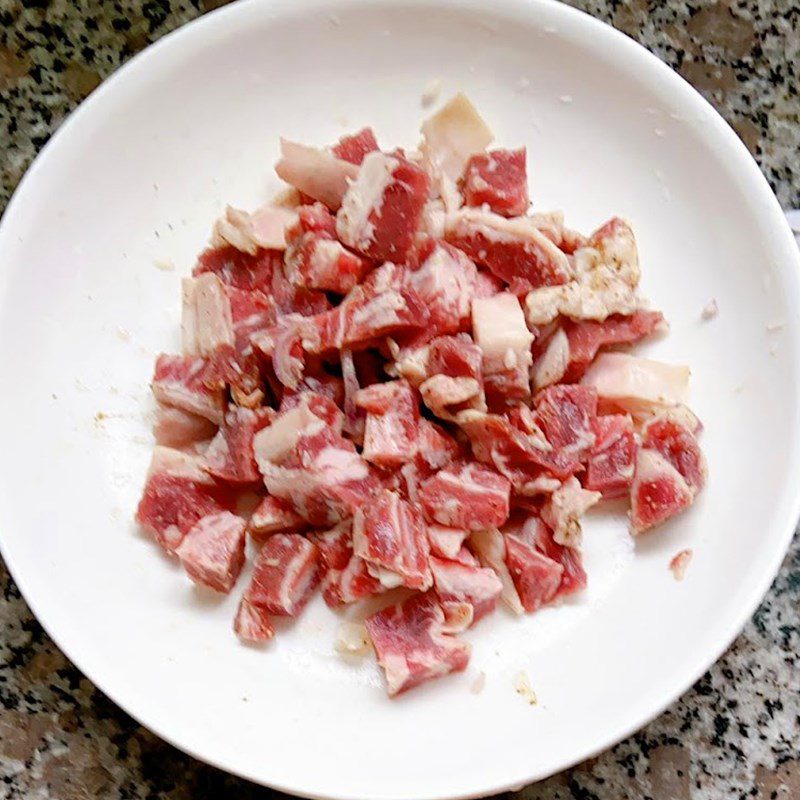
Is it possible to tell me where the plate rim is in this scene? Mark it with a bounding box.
[1,0,799,797]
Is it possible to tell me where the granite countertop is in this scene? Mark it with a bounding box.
[1,1,799,798]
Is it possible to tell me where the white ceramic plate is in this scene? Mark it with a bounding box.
[1,0,799,797]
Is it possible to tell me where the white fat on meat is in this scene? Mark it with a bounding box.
[181,273,234,357]
[581,352,690,418]
[472,292,534,375]
[211,204,298,254]
[394,344,431,386]
[583,217,640,287]
[275,139,359,210]
[531,327,570,390]
[541,477,601,548]
[406,243,476,323]
[252,404,323,469]
[420,375,484,421]
[153,405,217,449]
[336,151,398,250]
[147,445,215,485]
[420,93,494,183]
[469,528,524,615]
[428,525,469,560]
[420,199,447,238]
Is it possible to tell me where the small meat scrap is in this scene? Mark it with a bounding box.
[204,405,274,484]
[669,548,693,581]
[463,148,529,217]
[152,353,226,425]
[585,414,636,498]
[331,127,379,165]
[353,489,432,590]
[247,495,306,541]
[541,477,601,548]
[419,461,511,531]
[356,380,420,468]
[176,511,246,593]
[135,447,228,552]
[244,533,320,616]
[337,151,431,263]
[700,298,718,321]
[234,597,275,643]
[365,591,471,696]
[446,207,571,290]
[430,555,503,625]
[311,520,383,607]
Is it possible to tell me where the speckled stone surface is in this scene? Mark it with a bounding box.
[1,1,799,798]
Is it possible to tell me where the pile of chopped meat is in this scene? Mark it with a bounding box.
[136,94,706,696]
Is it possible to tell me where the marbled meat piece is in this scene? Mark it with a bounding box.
[336,151,431,262]
[356,380,420,468]
[585,413,636,498]
[244,533,320,615]
[176,511,246,593]
[430,555,502,624]
[331,127,379,164]
[153,405,217,449]
[204,405,274,484]
[353,489,432,590]
[310,520,383,607]
[463,148,528,217]
[234,597,275,643]
[247,495,306,540]
[152,353,226,425]
[419,461,511,530]
[446,207,571,290]
[630,448,693,534]
[365,591,471,696]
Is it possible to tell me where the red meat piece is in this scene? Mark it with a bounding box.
[204,405,274,484]
[445,208,571,291]
[419,461,511,530]
[152,354,226,425]
[504,532,564,612]
[562,311,664,382]
[176,511,246,593]
[194,245,278,291]
[365,592,471,696]
[403,243,478,337]
[332,127,380,164]
[247,496,306,541]
[226,287,278,353]
[336,152,431,263]
[642,414,707,493]
[234,597,275,643]
[534,384,598,469]
[244,533,320,615]
[585,414,636,498]
[152,405,217,449]
[630,448,694,533]
[136,472,226,553]
[356,380,420,468]
[525,515,587,598]
[353,489,432,590]
[430,555,503,624]
[310,520,384,607]
[463,148,529,217]
[284,203,369,294]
